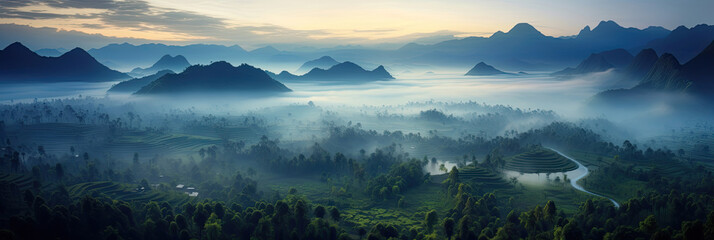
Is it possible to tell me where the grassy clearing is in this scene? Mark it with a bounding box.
[496,180,600,214]
[261,175,453,230]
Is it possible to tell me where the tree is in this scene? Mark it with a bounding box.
[639,215,658,236]
[11,151,20,172]
[37,146,45,156]
[358,227,366,240]
[425,210,438,231]
[444,218,455,240]
[133,153,139,165]
[314,205,326,218]
[55,163,64,181]
[329,206,341,222]
[543,200,556,221]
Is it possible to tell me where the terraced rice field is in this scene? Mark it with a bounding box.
[0,173,35,190]
[505,148,578,173]
[457,166,510,188]
[105,133,222,157]
[68,181,190,206]
[7,123,225,158]
[6,123,110,153]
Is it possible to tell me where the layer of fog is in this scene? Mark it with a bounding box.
[1,70,711,153]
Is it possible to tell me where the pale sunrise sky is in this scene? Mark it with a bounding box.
[1,0,713,48]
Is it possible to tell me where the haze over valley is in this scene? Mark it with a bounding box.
[1,1,714,240]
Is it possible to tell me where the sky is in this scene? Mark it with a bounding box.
[1,0,713,49]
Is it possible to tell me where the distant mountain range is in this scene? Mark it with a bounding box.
[7,20,713,75]
[35,48,66,57]
[575,20,671,51]
[644,24,714,63]
[87,43,302,71]
[465,62,511,76]
[135,61,291,94]
[108,70,174,93]
[296,56,340,74]
[393,21,672,70]
[268,62,393,82]
[75,21,714,72]
[129,55,190,77]
[593,40,714,103]
[0,42,129,82]
[88,43,250,70]
[552,49,634,76]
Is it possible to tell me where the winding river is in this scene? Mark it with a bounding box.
[547,148,621,208]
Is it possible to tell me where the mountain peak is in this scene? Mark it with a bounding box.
[297,56,341,73]
[657,53,682,67]
[466,62,509,76]
[135,62,291,94]
[593,20,623,31]
[623,48,659,78]
[505,23,544,37]
[60,47,93,59]
[3,42,34,54]
[372,65,394,79]
[317,56,336,61]
[154,54,189,66]
[329,61,364,71]
[158,54,174,61]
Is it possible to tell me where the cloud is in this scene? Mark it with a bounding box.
[0,0,467,49]
[353,29,397,33]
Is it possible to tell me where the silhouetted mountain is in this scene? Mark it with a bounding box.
[0,42,129,82]
[644,24,714,63]
[88,43,248,70]
[593,40,714,103]
[273,62,393,82]
[621,49,659,80]
[465,62,511,76]
[81,21,675,72]
[576,20,670,50]
[134,61,291,94]
[108,70,174,93]
[250,46,281,56]
[553,49,633,76]
[392,21,669,70]
[35,48,64,57]
[296,56,340,73]
[677,40,714,93]
[129,55,190,77]
[633,53,686,91]
[490,23,546,39]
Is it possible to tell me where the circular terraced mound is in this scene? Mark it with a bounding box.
[457,166,510,188]
[505,149,578,173]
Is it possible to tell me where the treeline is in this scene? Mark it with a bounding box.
[365,160,430,201]
[409,181,714,240]
[0,193,351,240]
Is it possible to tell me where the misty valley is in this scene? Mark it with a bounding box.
[1,19,714,240]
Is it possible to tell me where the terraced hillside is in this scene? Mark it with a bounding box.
[505,148,578,173]
[68,181,190,206]
[457,166,511,188]
[0,173,35,191]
